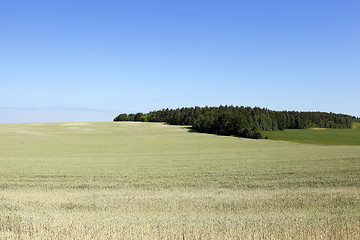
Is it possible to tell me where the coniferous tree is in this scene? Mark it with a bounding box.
[114,106,355,139]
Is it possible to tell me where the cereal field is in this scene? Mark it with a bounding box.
[0,122,359,239]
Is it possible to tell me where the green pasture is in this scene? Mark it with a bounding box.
[0,122,359,239]
[262,122,360,145]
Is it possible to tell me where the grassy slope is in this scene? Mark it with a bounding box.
[0,122,359,239]
[262,122,360,145]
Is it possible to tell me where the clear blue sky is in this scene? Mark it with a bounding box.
[1,0,359,123]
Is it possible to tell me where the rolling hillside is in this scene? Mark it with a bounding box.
[0,122,359,239]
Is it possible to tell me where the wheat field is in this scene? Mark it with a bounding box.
[0,122,359,239]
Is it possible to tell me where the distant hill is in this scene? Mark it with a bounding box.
[114,106,357,139]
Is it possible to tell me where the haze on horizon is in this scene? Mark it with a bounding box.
[1,0,359,123]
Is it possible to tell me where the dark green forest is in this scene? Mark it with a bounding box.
[114,106,357,139]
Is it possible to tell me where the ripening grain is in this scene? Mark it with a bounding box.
[0,122,359,239]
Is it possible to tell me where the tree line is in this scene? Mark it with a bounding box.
[114,106,356,139]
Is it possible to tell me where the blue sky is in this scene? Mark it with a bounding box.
[1,0,359,123]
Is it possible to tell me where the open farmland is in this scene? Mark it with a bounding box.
[0,122,359,239]
[262,122,360,145]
